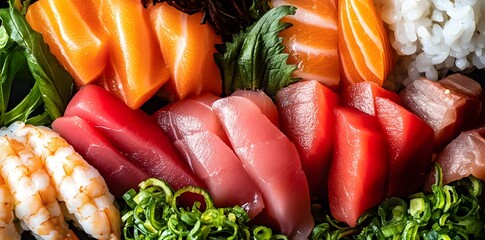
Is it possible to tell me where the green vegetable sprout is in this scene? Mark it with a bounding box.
[311,164,485,240]
[121,178,287,240]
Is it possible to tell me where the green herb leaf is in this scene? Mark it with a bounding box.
[215,5,299,97]
[0,0,73,126]
[121,178,287,240]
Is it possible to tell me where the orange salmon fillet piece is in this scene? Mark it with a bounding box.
[272,0,340,89]
[149,3,222,101]
[338,0,393,86]
[100,0,170,109]
[26,0,109,86]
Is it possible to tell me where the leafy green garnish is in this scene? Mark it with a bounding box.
[0,0,73,126]
[215,5,299,97]
[310,164,485,240]
[121,178,287,240]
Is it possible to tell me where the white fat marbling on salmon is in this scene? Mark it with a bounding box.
[293,71,340,87]
[349,0,383,78]
[290,41,338,57]
[341,1,376,81]
[273,0,337,29]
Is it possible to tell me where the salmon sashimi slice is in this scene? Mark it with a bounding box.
[155,98,264,218]
[276,80,339,200]
[149,3,222,100]
[231,90,279,127]
[100,0,170,109]
[338,0,393,86]
[52,116,150,198]
[26,0,109,85]
[272,0,340,89]
[213,96,314,240]
[70,0,103,36]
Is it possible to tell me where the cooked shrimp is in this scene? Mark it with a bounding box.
[0,135,69,240]
[0,173,21,239]
[13,122,121,240]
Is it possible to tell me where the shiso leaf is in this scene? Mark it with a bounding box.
[215,5,299,98]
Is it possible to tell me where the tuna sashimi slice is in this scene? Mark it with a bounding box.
[52,116,149,198]
[400,75,482,150]
[341,81,403,116]
[64,85,203,191]
[232,90,279,127]
[375,97,434,197]
[329,107,388,227]
[155,95,229,145]
[154,96,264,217]
[213,96,313,240]
[276,80,339,200]
[430,127,485,186]
[180,132,264,218]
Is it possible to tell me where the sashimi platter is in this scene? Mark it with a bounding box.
[1,0,485,239]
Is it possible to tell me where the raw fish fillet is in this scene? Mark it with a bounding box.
[431,127,485,185]
[213,96,314,240]
[64,85,203,191]
[154,95,264,217]
[276,80,339,199]
[232,90,279,127]
[400,75,482,150]
[52,116,149,198]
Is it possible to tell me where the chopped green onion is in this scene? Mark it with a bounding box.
[121,178,287,239]
[310,164,485,239]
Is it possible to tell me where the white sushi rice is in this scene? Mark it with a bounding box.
[373,0,485,85]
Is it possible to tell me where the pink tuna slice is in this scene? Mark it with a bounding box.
[426,127,485,188]
[212,95,314,240]
[52,116,150,198]
[276,80,339,200]
[231,90,279,127]
[154,95,264,217]
[155,94,229,146]
[400,75,483,150]
[180,132,264,217]
[64,85,203,192]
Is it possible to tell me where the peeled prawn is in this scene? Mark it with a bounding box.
[0,173,20,239]
[13,123,121,240]
[0,136,68,240]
